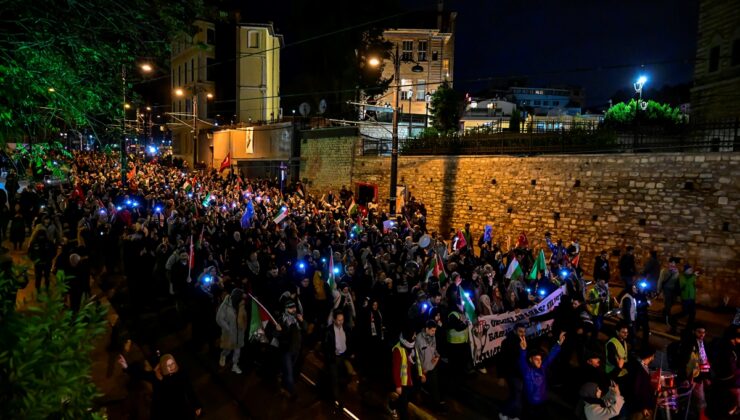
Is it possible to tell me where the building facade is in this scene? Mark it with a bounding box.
[236,23,283,124]
[169,20,216,164]
[507,87,581,116]
[377,21,455,117]
[690,0,740,121]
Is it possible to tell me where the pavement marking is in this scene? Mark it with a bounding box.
[299,372,316,387]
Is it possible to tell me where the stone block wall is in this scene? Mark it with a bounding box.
[301,134,740,306]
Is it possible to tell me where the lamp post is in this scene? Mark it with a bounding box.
[368,46,423,215]
[121,62,152,187]
[425,91,432,129]
[175,86,213,167]
[632,75,648,149]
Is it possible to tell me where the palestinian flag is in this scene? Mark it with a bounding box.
[426,254,447,284]
[273,206,289,224]
[327,250,336,291]
[461,289,477,324]
[527,249,549,281]
[249,294,276,340]
[347,199,359,216]
[183,180,193,193]
[505,258,523,281]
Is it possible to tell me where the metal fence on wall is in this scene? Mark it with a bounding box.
[361,118,740,156]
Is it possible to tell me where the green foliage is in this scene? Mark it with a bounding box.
[357,31,393,100]
[0,271,108,419]
[418,127,440,138]
[604,99,686,128]
[0,0,206,143]
[429,81,461,134]
[14,141,73,178]
[509,109,522,132]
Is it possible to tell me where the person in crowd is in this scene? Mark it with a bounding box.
[9,207,26,250]
[519,331,566,418]
[415,320,445,412]
[28,225,56,293]
[592,250,610,284]
[605,322,630,385]
[576,348,611,398]
[657,257,681,334]
[576,381,624,420]
[620,284,638,347]
[711,326,740,418]
[624,347,657,420]
[675,263,698,329]
[587,278,609,344]
[118,353,202,419]
[679,323,713,420]
[278,299,303,398]
[618,246,637,292]
[323,310,356,406]
[640,250,660,287]
[216,288,247,374]
[390,328,422,420]
[445,299,470,392]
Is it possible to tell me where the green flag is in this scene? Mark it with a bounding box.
[528,249,549,281]
[462,290,477,324]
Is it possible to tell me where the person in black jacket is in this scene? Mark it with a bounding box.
[279,299,303,398]
[625,347,656,419]
[618,246,637,292]
[592,250,610,284]
[118,353,202,419]
[498,324,527,420]
[711,326,740,418]
[323,310,355,405]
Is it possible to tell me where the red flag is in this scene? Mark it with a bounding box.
[455,230,467,250]
[515,232,529,248]
[571,254,580,267]
[219,153,231,173]
[127,164,136,181]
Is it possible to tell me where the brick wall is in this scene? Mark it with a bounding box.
[298,128,359,195]
[301,134,740,306]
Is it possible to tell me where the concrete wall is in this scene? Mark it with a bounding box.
[300,134,740,306]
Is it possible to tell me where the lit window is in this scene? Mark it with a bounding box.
[442,59,450,74]
[400,79,413,100]
[401,41,413,61]
[416,80,426,100]
[709,46,720,72]
[535,90,544,95]
[418,41,428,61]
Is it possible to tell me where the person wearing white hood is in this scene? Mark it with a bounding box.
[576,381,624,420]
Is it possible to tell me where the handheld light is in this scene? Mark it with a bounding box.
[538,289,546,296]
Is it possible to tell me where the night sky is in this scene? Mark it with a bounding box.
[406,0,699,107]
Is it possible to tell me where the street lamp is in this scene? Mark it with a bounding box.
[175,85,214,166]
[632,75,648,149]
[633,75,647,100]
[368,46,424,215]
[121,62,152,187]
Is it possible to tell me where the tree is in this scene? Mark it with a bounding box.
[509,108,522,132]
[0,0,206,144]
[604,99,686,128]
[429,81,461,134]
[0,272,108,419]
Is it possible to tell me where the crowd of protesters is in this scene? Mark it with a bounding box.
[2,150,738,420]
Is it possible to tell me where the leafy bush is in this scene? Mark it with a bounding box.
[604,99,686,128]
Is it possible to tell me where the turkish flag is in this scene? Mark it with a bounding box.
[219,152,231,173]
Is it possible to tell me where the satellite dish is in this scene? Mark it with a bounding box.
[299,102,311,117]
[318,99,327,115]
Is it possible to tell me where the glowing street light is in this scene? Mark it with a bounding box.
[175,88,184,97]
[368,57,381,67]
[633,75,648,100]
[48,87,56,93]
[140,63,153,73]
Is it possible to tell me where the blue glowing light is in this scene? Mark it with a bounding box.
[560,270,568,278]
[126,199,132,205]
[116,206,122,211]
[203,276,211,283]
[639,281,648,289]
[333,267,340,275]
[526,287,532,293]
[463,291,471,298]
[538,289,546,296]
[422,303,428,312]
[99,209,106,215]
[350,233,355,238]
[187,193,193,198]
[147,146,157,154]
[132,202,138,207]
[298,263,305,270]
[321,258,327,263]
[155,206,162,212]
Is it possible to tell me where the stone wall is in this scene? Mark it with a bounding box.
[298,127,359,194]
[301,135,740,306]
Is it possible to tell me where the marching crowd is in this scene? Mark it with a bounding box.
[2,150,738,420]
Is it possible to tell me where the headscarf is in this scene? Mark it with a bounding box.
[231,288,244,313]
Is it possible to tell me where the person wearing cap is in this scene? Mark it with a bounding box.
[415,320,446,412]
[657,258,680,333]
[624,347,656,419]
[675,264,698,329]
[390,328,422,420]
[577,380,624,420]
[278,299,303,398]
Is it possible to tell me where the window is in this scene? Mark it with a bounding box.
[535,90,544,95]
[191,58,195,82]
[709,46,720,72]
[543,101,549,106]
[178,65,182,87]
[401,41,413,61]
[732,39,740,66]
[206,28,215,45]
[432,51,438,61]
[442,58,450,75]
[534,100,541,106]
[416,80,426,100]
[206,58,215,81]
[553,100,560,106]
[184,62,188,84]
[248,31,260,48]
[418,41,428,61]
[400,79,413,100]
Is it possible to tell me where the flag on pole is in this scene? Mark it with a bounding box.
[571,254,580,268]
[484,225,493,243]
[183,180,193,193]
[425,253,447,284]
[327,250,336,291]
[505,258,523,281]
[515,232,529,249]
[248,294,277,339]
[454,230,467,251]
[219,152,231,173]
[188,235,195,270]
[241,200,254,228]
[347,198,359,216]
[126,164,136,181]
[528,249,549,281]
[273,206,289,224]
[461,289,477,324]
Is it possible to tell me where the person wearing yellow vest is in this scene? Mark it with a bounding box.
[605,322,629,384]
[390,329,423,420]
[587,278,610,345]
